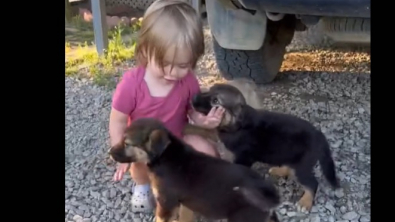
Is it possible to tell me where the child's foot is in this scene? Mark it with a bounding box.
[131,184,155,213]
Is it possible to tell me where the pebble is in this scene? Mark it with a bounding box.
[340,206,347,213]
[359,216,369,222]
[311,215,321,222]
[335,189,345,198]
[342,212,359,220]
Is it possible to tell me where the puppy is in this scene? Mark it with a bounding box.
[191,83,340,212]
[183,78,263,144]
[109,118,281,222]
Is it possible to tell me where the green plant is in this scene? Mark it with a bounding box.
[66,23,140,87]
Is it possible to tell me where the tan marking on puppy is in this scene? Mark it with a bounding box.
[268,166,294,177]
[298,187,314,211]
[148,172,160,199]
[124,146,150,163]
[149,172,177,222]
[178,204,195,222]
[220,111,234,127]
[217,142,235,162]
[155,201,179,222]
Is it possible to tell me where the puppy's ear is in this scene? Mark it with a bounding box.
[147,129,170,158]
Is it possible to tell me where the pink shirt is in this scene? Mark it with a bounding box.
[112,66,200,138]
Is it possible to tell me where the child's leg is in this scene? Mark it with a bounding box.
[129,163,155,213]
[183,134,220,157]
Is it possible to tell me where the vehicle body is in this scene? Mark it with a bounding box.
[200,0,370,84]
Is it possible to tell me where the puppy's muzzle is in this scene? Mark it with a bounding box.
[108,146,128,163]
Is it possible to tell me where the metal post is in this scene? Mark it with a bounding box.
[91,0,108,55]
[65,0,72,23]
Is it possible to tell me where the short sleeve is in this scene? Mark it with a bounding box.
[185,73,201,111]
[112,71,137,115]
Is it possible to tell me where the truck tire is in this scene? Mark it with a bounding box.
[321,17,370,44]
[212,15,296,84]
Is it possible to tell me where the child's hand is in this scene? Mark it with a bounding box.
[203,106,225,129]
[113,163,130,181]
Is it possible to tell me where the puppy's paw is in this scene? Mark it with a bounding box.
[268,166,291,177]
[295,193,313,213]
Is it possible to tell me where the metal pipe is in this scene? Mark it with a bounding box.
[266,12,285,21]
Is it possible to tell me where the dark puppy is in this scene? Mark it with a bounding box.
[109,118,280,222]
[191,83,340,212]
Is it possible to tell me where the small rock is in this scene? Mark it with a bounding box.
[102,190,109,198]
[325,202,336,214]
[340,206,347,213]
[311,215,321,222]
[73,215,83,221]
[359,216,370,222]
[279,208,287,215]
[358,107,365,114]
[342,211,359,220]
[335,189,344,198]
[287,211,296,217]
[110,188,117,198]
[311,206,319,213]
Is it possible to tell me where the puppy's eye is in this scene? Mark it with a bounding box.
[212,98,219,104]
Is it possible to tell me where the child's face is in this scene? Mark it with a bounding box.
[147,47,193,84]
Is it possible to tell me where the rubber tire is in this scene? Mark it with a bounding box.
[212,15,296,84]
[321,17,370,43]
[323,17,370,33]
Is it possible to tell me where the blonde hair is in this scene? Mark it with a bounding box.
[135,0,204,69]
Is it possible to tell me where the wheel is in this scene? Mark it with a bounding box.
[321,17,370,44]
[212,15,296,84]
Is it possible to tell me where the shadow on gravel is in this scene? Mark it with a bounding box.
[256,70,370,98]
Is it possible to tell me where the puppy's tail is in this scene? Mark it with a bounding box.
[318,133,340,189]
[235,181,280,212]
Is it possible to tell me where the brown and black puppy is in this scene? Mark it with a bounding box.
[191,83,340,212]
[183,78,263,145]
[108,118,281,222]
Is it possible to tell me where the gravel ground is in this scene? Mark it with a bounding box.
[65,25,371,222]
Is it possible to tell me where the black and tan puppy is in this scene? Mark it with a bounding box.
[191,83,340,212]
[108,118,280,222]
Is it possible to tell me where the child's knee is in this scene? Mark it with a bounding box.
[184,134,219,157]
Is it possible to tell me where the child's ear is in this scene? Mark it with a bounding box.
[147,129,170,158]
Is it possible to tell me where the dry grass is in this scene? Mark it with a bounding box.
[281,50,371,73]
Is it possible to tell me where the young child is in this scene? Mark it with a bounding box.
[109,0,225,214]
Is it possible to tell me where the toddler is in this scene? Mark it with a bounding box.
[109,0,224,214]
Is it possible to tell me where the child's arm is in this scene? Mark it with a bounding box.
[109,109,128,146]
[109,71,137,181]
